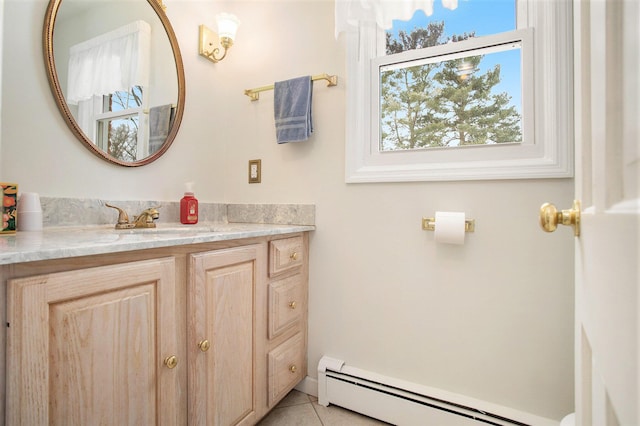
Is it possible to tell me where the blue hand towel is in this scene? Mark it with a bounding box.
[274,76,313,143]
[148,104,173,154]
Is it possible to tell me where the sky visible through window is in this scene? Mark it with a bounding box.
[387,0,520,114]
[388,0,516,39]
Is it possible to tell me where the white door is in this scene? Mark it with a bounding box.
[573,0,639,424]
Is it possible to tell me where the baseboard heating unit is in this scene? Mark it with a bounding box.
[317,356,558,426]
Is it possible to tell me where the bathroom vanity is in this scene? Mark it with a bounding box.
[0,223,312,425]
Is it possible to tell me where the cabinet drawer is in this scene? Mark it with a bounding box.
[269,236,304,277]
[268,333,305,406]
[268,274,304,339]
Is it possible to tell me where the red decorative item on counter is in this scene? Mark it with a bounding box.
[180,183,198,224]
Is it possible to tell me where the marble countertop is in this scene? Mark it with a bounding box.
[0,223,315,265]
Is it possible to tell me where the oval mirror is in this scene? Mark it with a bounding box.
[43,0,185,167]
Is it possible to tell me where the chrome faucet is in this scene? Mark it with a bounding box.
[105,204,160,229]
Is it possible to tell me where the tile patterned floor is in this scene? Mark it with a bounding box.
[257,390,391,426]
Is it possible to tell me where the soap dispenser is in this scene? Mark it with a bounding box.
[180,182,198,224]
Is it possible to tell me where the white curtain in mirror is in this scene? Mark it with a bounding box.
[66,20,151,104]
[76,95,102,144]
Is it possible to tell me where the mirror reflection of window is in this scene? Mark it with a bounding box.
[95,86,144,162]
[66,20,151,161]
[381,1,521,151]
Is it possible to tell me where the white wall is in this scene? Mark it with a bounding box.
[0,0,4,159]
[0,0,575,420]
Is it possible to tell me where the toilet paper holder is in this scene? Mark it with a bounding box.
[422,217,475,232]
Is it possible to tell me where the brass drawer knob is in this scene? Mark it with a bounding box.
[164,355,178,369]
[198,339,211,352]
[289,365,297,373]
[290,252,298,261]
[289,301,297,310]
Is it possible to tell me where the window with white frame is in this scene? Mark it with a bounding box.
[339,0,573,182]
[96,86,145,162]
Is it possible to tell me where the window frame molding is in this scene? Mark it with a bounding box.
[344,0,574,183]
[372,29,533,156]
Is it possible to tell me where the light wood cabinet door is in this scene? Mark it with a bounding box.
[5,257,179,426]
[188,245,267,426]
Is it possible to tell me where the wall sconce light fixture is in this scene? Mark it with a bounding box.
[199,13,240,63]
[456,60,475,81]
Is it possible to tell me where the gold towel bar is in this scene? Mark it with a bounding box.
[142,104,176,114]
[244,73,338,101]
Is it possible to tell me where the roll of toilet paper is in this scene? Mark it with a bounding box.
[434,211,466,245]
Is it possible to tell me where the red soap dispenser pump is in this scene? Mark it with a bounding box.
[180,182,198,224]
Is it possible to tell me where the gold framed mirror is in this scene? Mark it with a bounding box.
[43,0,185,167]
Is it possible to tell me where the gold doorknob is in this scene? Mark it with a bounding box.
[164,355,178,369]
[198,339,211,352]
[289,365,297,373]
[539,200,581,236]
[290,252,299,261]
[289,301,297,309]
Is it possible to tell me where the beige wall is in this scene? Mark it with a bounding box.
[0,0,3,159]
[1,0,574,420]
